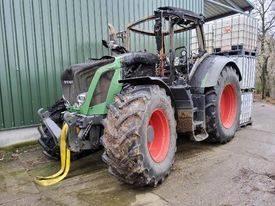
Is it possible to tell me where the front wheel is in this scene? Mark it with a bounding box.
[205,66,241,143]
[102,85,177,187]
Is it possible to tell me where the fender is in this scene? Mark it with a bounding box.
[190,55,242,88]
[119,77,180,119]
[119,77,194,121]
[119,77,175,103]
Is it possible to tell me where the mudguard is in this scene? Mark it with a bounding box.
[119,77,178,118]
[119,77,174,101]
[190,55,242,88]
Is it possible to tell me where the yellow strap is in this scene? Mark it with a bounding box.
[35,124,71,186]
[36,124,67,180]
[35,148,71,186]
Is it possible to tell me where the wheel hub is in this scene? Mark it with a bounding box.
[220,84,237,128]
[147,109,170,163]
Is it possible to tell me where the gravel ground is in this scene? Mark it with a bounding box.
[0,101,274,206]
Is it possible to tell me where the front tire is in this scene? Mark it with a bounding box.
[205,66,241,143]
[102,85,177,186]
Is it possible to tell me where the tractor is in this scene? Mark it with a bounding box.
[36,7,241,187]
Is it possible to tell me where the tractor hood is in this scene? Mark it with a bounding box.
[61,57,115,105]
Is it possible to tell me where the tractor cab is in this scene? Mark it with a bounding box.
[107,6,206,85]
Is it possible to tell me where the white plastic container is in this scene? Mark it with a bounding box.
[240,92,253,125]
[231,56,256,89]
[191,23,214,54]
[213,14,258,52]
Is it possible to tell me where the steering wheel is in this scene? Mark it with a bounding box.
[175,46,188,65]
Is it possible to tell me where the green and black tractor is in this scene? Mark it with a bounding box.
[36,7,241,187]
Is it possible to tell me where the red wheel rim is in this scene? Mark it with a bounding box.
[147,109,170,163]
[220,84,237,128]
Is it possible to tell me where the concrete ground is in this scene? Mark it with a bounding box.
[0,101,275,206]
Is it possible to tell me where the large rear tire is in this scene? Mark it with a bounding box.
[102,85,177,186]
[205,66,241,143]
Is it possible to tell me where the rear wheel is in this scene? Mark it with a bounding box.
[102,85,177,186]
[205,66,241,143]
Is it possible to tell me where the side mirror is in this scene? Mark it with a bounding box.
[102,23,128,54]
[102,39,128,54]
[108,24,118,42]
[102,40,109,48]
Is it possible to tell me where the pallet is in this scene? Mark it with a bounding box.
[214,45,257,57]
[241,88,255,93]
[239,120,253,128]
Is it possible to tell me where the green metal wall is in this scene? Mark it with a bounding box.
[0,0,203,130]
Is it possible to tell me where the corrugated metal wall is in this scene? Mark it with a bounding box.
[0,0,203,130]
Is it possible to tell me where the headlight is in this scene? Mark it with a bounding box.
[76,92,87,107]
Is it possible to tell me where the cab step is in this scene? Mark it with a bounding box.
[191,94,209,141]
